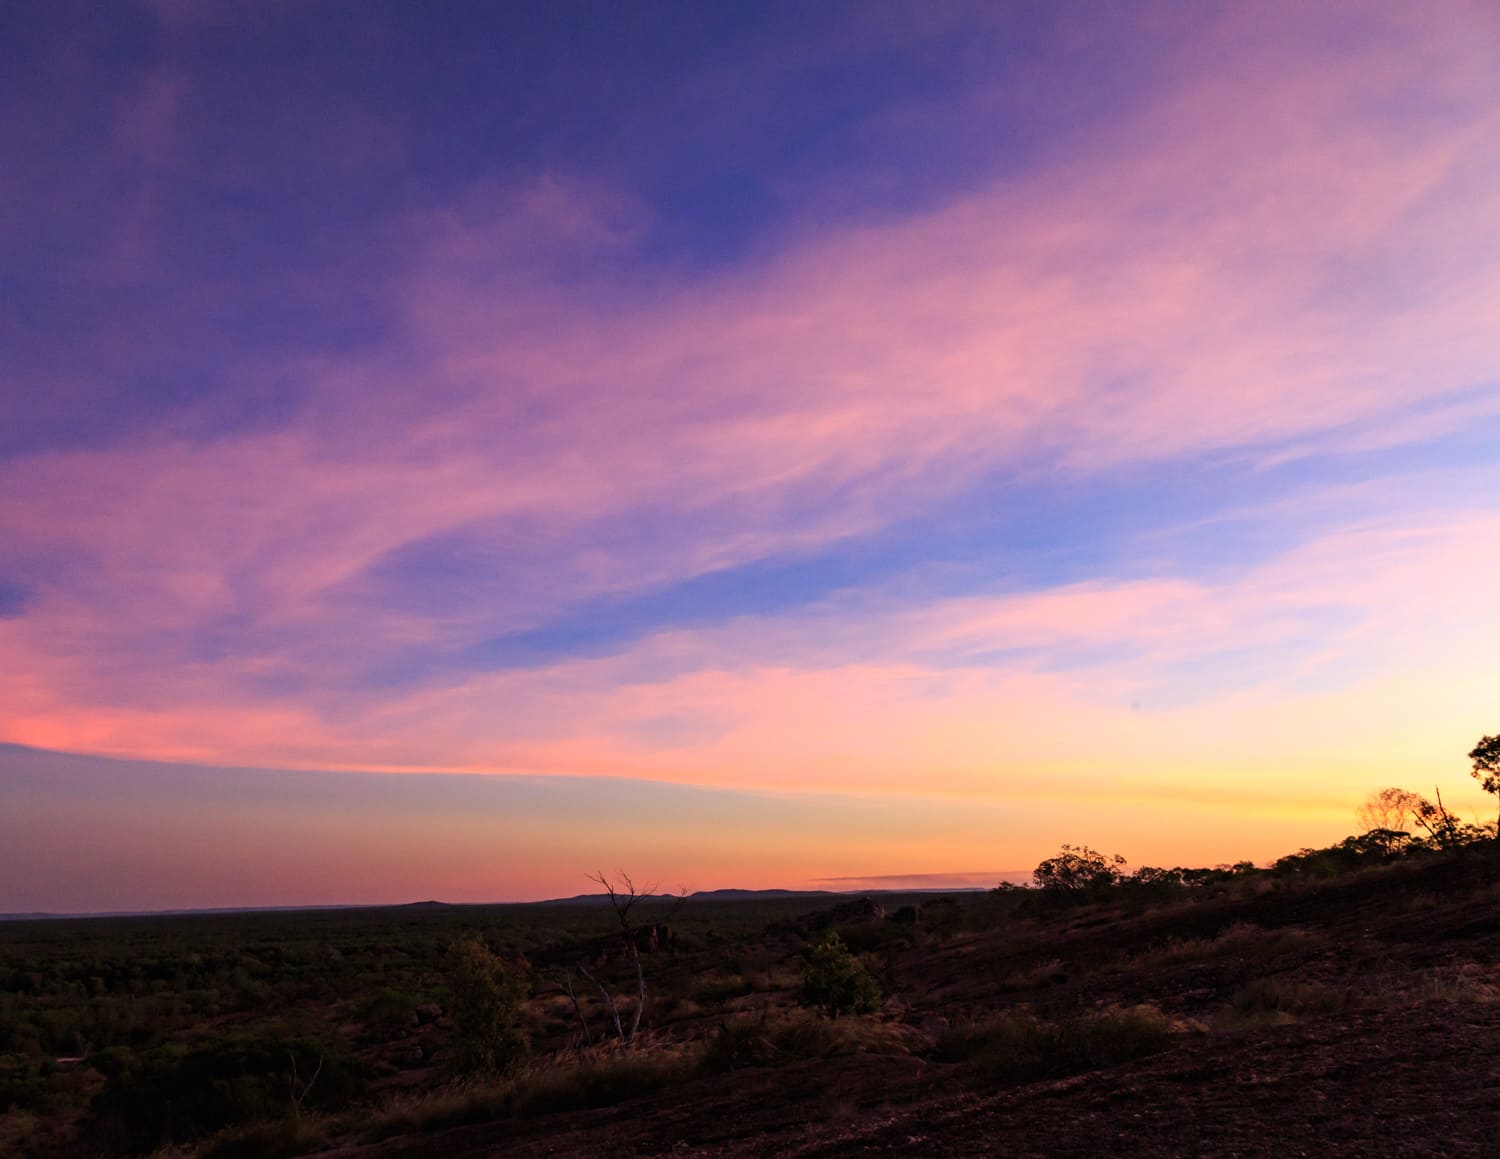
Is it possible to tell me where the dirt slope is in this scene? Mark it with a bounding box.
[325,852,1500,1158]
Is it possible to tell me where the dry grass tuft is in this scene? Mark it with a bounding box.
[935,1002,1183,1080]
[1224,978,1352,1026]
[1131,923,1322,969]
[999,958,1067,992]
[698,1009,925,1075]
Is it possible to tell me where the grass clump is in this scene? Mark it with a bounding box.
[1420,967,1500,1004]
[1131,923,1322,970]
[366,1040,697,1141]
[998,958,1067,992]
[365,1082,514,1141]
[699,1010,920,1075]
[200,1117,325,1159]
[513,1049,690,1117]
[1228,978,1349,1023]
[698,1018,779,1074]
[937,1003,1179,1081]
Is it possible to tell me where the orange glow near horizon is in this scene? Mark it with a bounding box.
[3,2,1499,910]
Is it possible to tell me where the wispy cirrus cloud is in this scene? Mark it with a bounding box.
[5,498,1496,825]
[0,1,1497,876]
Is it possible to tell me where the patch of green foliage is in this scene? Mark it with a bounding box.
[798,932,881,1019]
[446,936,529,1077]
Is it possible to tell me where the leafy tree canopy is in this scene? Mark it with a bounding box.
[1033,844,1126,893]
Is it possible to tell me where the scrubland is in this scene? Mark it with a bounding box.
[6,830,1500,1158]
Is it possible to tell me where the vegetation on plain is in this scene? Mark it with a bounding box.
[4,738,1499,1157]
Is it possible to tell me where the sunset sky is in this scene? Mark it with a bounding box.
[4,1,1499,912]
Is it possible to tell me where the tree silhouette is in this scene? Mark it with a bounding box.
[1469,734,1500,839]
[1033,844,1126,894]
[1355,787,1426,834]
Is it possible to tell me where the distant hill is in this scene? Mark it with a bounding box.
[0,886,994,922]
[690,888,838,900]
[528,886,987,907]
[0,904,385,922]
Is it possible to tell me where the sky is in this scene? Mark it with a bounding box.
[3,0,1499,912]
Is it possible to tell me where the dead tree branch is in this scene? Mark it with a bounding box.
[288,1050,323,1120]
[575,960,624,1042]
[563,968,593,1047]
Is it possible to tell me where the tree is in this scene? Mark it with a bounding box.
[799,932,881,1019]
[1408,789,1454,848]
[1355,787,1427,835]
[574,871,684,1044]
[1469,734,1500,839]
[447,935,529,1076]
[1356,785,1475,850]
[1033,844,1126,894]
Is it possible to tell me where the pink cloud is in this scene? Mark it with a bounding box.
[7,506,1493,819]
[1,3,1498,799]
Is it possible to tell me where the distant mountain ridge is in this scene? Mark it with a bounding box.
[0,885,1000,922]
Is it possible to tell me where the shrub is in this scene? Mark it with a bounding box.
[446,937,529,1077]
[798,933,881,1019]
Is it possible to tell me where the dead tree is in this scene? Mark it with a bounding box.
[573,871,685,1045]
[1414,786,1462,847]
[288,1050,322,1120]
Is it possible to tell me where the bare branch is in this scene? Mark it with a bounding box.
[575,960,623,1042]
[288,1050,323,1120]
[662,883,691,923]
[562,968,592,1048]
[629,940,646,1040]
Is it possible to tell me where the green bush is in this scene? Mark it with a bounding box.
[446,937,529,1077]
[798,933,881,1019]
